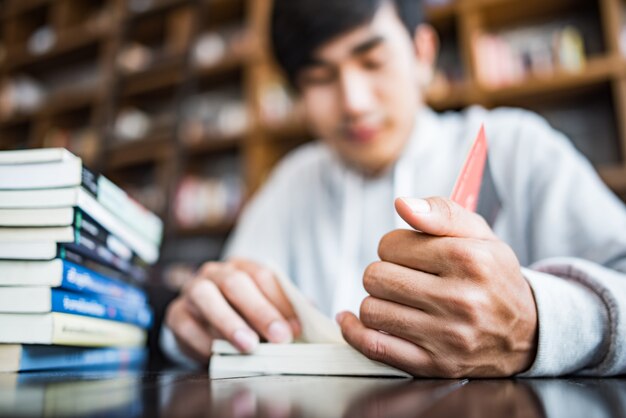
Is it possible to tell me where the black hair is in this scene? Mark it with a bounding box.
[270,0,424,87]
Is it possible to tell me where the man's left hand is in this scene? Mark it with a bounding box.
[337,197,538,377]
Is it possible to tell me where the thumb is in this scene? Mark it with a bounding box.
[395,196,495,239]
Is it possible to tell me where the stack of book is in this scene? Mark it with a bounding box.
[0,148,162,372]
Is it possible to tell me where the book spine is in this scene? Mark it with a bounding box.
[60,260,147,305]
[59,249,131,283]
[17,345,147,372]
[50,289,153,329]
[81,167,163,245]
[80,166,100,197]
[51,312,147,347]
[75,209,139,264]
[78,191,158,264]
[60,232,147,282]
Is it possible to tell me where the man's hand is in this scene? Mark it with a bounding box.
[337,197,538,377]
[165,258,301,364]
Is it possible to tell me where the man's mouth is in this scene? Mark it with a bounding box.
[344,120,385,144]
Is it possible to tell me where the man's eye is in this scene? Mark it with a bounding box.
[363,59,384,70]
[301,71,335,85]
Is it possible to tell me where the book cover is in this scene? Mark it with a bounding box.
[0,259,147,304]
[0,344,147,372]
[0,287,152,328]
[0,312,146,347]
[0,239,148,282]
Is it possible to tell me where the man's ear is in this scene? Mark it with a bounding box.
[412,24,439,89]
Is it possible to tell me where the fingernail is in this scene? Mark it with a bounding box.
[335,312,346,323]
[233,329,259,353]
[268,320,293,343]
[402,197,431,213]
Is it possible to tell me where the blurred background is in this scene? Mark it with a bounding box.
[0,0,625,360]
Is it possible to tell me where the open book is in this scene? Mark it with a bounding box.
[210,125,489,378]
[210,269,410,378]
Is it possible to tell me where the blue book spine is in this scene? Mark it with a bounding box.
[51,289,153,329]
[19,345,147,372]
[60,260,147,305]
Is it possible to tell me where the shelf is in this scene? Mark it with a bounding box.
[118,55,186,97]
[599,165,626,192]
[193,53,247,79]
[0,113,34,129]
[425,1,458,30]
[4,25,108,71]
[464,0,589,28]
[1,0,51,20]
[42,86,100,115]
[425,81,475,111]
[184,133,242,156]
[174,221,236,237]
[106,135,172,169]
[262,117,309,143]
[126,0,192,20]
[479,56,619,105]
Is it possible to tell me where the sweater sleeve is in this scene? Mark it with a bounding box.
[520,259,626,376]
[505,111,626,376]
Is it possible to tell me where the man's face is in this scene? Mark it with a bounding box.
[297,4,426,175]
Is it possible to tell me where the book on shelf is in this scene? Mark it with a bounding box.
[0,312,146,347]
[0,344,147,373]
[0,148,163,246]
[0,259,146,303]
[0,287,152,328]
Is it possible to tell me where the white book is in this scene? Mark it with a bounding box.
[0,208,74,226]
[0,226,75,242]
[0,190,158,264]
[0,150,83,189]
[0,242,57,260]
[0,148,163,246]
[0,312,146,347]
[210,271,410,378]
[0,148,71,165]
[211,341,410,378]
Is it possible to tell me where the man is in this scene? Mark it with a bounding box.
[162,0,626,376]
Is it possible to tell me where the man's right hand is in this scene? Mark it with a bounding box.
[164,258,301,364]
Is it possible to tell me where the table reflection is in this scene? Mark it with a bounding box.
[0,369,145,417]
[0,368,624,417]
[160,375,626,418]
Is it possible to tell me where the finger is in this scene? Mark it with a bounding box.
[377,230,476,275]
[363,261,451,313]
[358,296,442,352]
[184,278,259,353]
[228,258,301,337]
[336,311,433,377]
[395,197,495,240]
[201,264,294,343]
[165,298,213,363]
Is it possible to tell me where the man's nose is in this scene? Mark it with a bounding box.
[339,69,375,119]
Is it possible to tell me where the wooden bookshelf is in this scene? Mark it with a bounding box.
[1,0,625,287]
